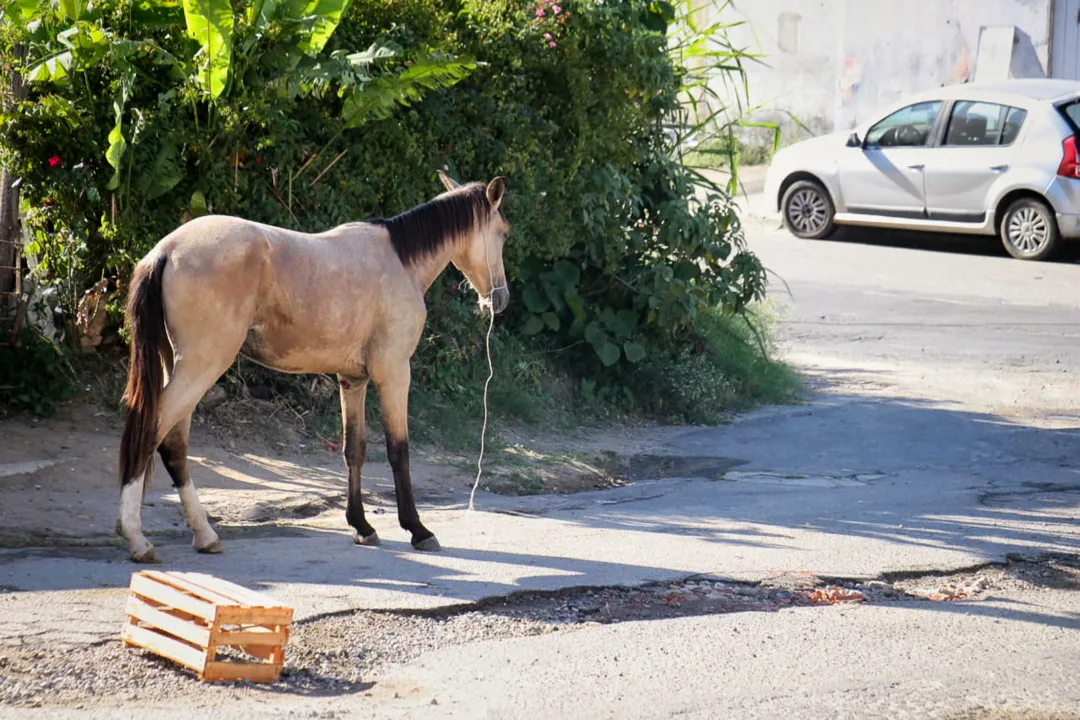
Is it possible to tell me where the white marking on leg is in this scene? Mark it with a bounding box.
[120,477,153,558]
[179,481,220,551]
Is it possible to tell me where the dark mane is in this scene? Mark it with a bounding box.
[370,183,491,267]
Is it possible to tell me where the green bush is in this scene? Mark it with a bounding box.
[0,0,781,425]
[0,325,79,416]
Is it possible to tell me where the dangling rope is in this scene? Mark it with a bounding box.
[468,301,496,512]
[467,220,506,513]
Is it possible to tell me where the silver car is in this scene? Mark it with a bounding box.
[764,79,1080,261]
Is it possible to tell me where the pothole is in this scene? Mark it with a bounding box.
[4,555,1077,709]
[625,454,746,481]
[725,471,888,487]
[981,483,1080,510]
[239,495,343,523]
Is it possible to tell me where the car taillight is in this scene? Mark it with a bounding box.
[1059,135,1080,177]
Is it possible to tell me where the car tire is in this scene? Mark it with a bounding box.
[999,197,1060,261]
[781,180,836,240]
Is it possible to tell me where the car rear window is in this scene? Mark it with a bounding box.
[1060,100,1080,132]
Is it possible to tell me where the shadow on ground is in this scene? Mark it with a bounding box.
[2,380,1079,637]
[825,225,1080,263]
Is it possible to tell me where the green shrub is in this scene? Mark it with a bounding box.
[0,0,785,426]
[0,326,79,417]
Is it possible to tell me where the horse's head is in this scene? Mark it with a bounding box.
[438,170,511,314]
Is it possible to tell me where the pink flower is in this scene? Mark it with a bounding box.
[549,41,557,47]
[544,32,552,40]
[47,155,61,168]
[536,7,544,16]
[552,4,561,13]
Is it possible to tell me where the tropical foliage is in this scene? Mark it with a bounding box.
[0,0,784,423]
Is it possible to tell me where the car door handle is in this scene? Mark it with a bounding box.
[990,165,1009,173]
[907,164,925,171]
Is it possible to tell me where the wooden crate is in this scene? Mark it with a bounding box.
[121,570,294,683]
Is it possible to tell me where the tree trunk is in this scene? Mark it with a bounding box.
[0,45,27,297]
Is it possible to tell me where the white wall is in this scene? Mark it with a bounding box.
[701,0,1053,144]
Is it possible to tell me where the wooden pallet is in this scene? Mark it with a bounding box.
[121,571,294,683]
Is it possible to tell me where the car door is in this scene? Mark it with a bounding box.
[922,100,1027,223]
[837,100,944,218]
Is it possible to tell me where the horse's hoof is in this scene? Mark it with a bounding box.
[412,535,442,552]
[195,540,224,554]
[353,530,381,546]
[130,547,161,564]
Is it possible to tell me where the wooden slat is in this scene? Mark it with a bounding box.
[217,605,294,626]
[174,573,286,608]
[212,626,288,647]
[130,574,216,621]
[202,661,283,683]
[122,623,207,673]
[142,571,240,607]
[126,596,211,647]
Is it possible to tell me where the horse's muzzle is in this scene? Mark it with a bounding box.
[491,286,510,314]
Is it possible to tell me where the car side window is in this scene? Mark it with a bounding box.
[944,101,1009,146]
[864,101,943,148]
[1000,107,1028,145]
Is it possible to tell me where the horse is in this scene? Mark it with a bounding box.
[116,171,510,563]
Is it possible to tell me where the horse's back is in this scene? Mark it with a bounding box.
[149,215,408,375]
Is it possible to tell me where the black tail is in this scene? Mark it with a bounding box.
[119,253,168,486]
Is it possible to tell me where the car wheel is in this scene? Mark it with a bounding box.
[1000,198,1060,261]
[781,180,836,240]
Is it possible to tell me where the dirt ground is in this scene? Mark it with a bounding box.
[0,399,662,550]
[0,394,737,711]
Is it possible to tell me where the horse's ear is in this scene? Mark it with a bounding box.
[437,169,460,192]
[486,176,505,212]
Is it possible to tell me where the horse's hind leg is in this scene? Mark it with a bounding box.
[339,374,379,546]
[119,358,227,561]
[158,413,221,553]
[119,465,158,563]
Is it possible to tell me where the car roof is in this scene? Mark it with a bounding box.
[911,78,1080,106]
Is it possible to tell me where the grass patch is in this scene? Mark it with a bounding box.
[625,303,802,425]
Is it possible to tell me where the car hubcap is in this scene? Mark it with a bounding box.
[1007,207,1049,254]
[789,189,828,233]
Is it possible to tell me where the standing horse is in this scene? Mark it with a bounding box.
[117,171,510,563]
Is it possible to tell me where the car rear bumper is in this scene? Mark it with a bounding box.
[1046,177,1080,238]
[1056,212,1080,239]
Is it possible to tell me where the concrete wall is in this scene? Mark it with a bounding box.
[701,0,1053,145]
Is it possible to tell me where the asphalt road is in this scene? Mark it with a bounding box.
[4,218,1080,719]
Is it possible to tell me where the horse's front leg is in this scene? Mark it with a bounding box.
[373,362,440,552]
[339,374,380,546]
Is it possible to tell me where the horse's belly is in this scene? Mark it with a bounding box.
[240,325,359,375]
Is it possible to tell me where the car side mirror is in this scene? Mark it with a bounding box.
[846,132,861,148]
